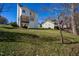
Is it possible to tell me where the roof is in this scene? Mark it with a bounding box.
[41,19,56,24]
[18,3,36,15]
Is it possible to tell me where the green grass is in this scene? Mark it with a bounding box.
[0,25,79,56]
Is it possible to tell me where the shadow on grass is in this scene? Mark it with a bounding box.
[0,26,16,29]
[62,42,79,44]
[39,37,60,42]
[57,40,79,44]
[0,31,39,42]
[28,28,56,30]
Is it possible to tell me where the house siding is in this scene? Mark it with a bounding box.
[42,21,55,29]
[17,4,38,28]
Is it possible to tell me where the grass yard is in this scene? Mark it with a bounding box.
[0,25,79,56]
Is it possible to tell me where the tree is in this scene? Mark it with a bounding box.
[63,3,79,35]
[41,4,79,43]
[0,16,8,24]
[41,4,65,43]
[10,22,18,27]
[58,13,65,43]
[74,12,79,34]
[57,3,79,35]
[0,3,13,24]
[70,4,78,35]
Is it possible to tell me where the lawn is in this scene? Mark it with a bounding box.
[0,25,79,56]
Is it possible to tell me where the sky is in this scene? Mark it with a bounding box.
[21,3,64,23]
[0,3,79,24]
[0,3,17,23]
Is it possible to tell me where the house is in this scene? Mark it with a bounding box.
[42,20,58,29]
[17,4,38,28]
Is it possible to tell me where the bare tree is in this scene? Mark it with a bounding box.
[63,3,79,35]
[41,4,65,43]
[70,4,78,35]
[58,13,66,43]
[74,13,79,34]
[41,3,79,43]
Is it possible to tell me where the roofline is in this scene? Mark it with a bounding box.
[18,3,37,15]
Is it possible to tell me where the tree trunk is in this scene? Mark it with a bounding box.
[71,4,77,35]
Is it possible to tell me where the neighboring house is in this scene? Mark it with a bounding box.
[42,20,57,29]
[17,4,38,28]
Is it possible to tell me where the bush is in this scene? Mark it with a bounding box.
[10,22,18,27]
[54,26,59,30]
[0,16,8,24]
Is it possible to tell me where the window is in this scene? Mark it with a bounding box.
[30,12,31,15]
[22,10,25,14]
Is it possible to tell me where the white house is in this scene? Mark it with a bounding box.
[42,20,57,29]
[17,4,38,28]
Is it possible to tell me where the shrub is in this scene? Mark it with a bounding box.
[54,26,59,30]
[10,22,18,27]
[0,16,8,24]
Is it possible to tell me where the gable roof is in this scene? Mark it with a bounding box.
[18,3,36,15]
[41,19,57,25]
